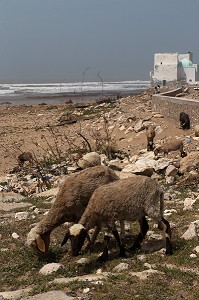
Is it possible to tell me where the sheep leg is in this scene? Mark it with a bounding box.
[158,217,173,255]
[85,226,101,250]
[98,234,111,262]
[129,216,149,252]
[112,228,126,257]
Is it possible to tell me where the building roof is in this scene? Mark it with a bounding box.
[180,58,193,67]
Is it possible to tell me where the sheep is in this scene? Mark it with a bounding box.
[26,165,119,255]
[194,124,199,137]
[62,175,173,260]
[154,139,186,158]
[179,112,190,130]
[17,151,33,166]
[145,125,156,151]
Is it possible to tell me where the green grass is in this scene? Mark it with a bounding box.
[0,188,199,299]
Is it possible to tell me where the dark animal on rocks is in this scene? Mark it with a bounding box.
[26,166,119,255]
[63,176,173,260]
[179,112,190,130]
[17,152,33,166]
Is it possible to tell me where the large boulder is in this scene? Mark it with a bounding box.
[77,152,101,169]
[179,152,199,174]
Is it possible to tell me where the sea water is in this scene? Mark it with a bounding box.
[0,81,150,106]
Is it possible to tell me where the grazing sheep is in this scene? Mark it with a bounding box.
[63,176,173,260]
[145,125,156,151]
[27,165,119,255]
[194,124,199,137]
[154,139,186,158]
[179,112,190,130]
[18,151,33,166]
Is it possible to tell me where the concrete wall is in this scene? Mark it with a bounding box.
[184,68,196,83]
[153,53,178,82]
[152,90,199,126]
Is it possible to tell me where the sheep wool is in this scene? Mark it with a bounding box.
[26,165,119,254]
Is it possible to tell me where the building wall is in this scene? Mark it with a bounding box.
[153,53,178,82]
[152,90,199,126]
[184,68,196,83]
[178,52,193,62]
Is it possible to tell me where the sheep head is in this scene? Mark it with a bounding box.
[27,227,50,255]
[61,224,89,256]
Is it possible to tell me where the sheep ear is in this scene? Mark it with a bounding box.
[36,236,46,253]
[61,230,70,247]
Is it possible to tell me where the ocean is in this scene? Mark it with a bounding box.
[0,81,151,106]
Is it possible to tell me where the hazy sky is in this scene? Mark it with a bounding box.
[0,0,199,83]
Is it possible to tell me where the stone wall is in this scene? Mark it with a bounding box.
[152,89,199,126]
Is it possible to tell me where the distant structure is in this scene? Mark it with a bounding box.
[150,52,199,85]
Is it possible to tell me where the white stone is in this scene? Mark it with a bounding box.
[181,220,199,240]
[15,211,30,221]
[190,254,197,258]
[83,288,90,294]
[137,254,146,262]
[144,263,152,269]
[76,258,90,265]
[119,125,126,131]
[12,232,19,239]
[113,262,130,272]
[21,290,74,300]
[193,246,199,254]
[183,198,197,211]
[0,288,31,300]
[39,263,63,275]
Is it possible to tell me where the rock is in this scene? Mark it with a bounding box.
[164,209,177,216]
[137,254,146,262]
[164,193,172,200]
[76,258,90,265]
[12,232,20,239]
[183,197,197,211]
[181,220,199,240]
[35,188,58,198]
[125,126,133,134]
[179,152,199,174]
[39,263,63,275]
[153,113,164,118]
[165,176,175,185]
[193,246,199,254]
[130,269,164,280]
[0,288,31,300]
[0,192,25,203]
[190,254,197,258]
[77,152,101,169]
[165,165,178,177]
[15,211,30,221]
[113,263,130,272]
[134,120,145,132]
[21,290,75,300]
[53,273,108,284]
[119,125,126,131]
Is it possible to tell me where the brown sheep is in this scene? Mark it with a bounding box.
[145,125,156,151]
[63,176,173,260]
[154,139,186,158]
[26,166,119,255]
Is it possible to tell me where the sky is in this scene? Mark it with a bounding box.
[0,0,199,83]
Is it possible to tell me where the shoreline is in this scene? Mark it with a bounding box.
[0,89,146,106]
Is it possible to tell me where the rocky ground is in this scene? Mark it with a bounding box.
[0,88,199,300]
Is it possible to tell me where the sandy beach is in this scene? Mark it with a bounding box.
[0,87,197,176]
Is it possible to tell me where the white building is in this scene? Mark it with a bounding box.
[150,52,199,84]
